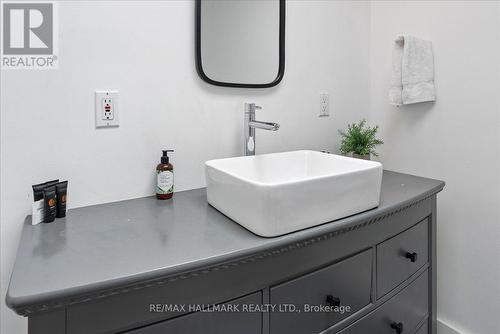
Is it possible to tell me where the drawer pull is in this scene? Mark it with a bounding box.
[390,321,404,334]
[405,252,418,263]
[325,295,341,307]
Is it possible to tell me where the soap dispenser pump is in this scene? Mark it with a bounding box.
[156,150,174,200]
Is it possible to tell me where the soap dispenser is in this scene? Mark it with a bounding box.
[156,150,174,200]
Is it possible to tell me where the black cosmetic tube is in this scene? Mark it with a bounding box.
[43,186,57,223]
[55,181,68,218]
[32,179,59,201]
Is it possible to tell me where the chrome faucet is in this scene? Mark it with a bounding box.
[244,103,280,156]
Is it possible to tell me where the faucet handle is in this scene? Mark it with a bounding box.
[245,103,263,113]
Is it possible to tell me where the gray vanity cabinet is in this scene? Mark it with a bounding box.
[128,293,263,334]
[270,249,373,334]
[336,271,429,334]
[377,219,429,298]
[6,171,444,334]
[416,322,430,334]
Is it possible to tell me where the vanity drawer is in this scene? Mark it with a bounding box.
[337,271,429,334]
[127,292,262,334]
[270,249,372,334]
[377,219,429,297]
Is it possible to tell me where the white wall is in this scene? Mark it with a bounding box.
[369,2,500,334]
[4,2,499,334]
[0,1,371,333]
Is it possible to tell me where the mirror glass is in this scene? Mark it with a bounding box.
[196,0,285,88]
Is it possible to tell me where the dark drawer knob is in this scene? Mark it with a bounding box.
[326,295,340,307]
[390,321,404,334]
[405,252,418,263]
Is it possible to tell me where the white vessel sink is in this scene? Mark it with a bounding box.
[205,150,383,237]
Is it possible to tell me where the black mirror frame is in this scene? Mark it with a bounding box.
[195,0,286,88]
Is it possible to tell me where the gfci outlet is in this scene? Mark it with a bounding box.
[319,92,329,117]
[95,91,119,128]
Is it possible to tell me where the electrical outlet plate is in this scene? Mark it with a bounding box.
[319,92,329,117]
[95,90,119,128]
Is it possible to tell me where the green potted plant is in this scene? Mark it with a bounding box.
[338,119,383,160]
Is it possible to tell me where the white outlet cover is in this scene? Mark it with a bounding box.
[319,92,329,117]
[95,91,119,128]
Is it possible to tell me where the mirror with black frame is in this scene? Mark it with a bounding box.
[195,0,285,88]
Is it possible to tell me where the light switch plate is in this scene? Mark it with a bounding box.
[95,91,119,128]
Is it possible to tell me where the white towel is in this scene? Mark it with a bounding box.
[389,35,435,106]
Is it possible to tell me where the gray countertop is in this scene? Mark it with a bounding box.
[6,171,444,313]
